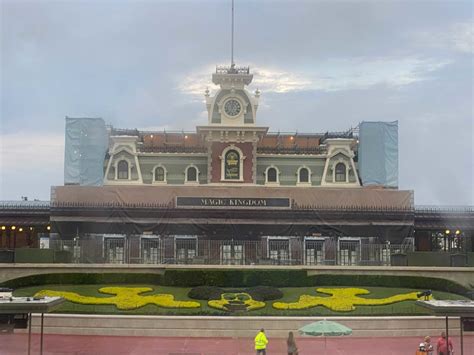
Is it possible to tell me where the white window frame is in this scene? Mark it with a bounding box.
[220,145,245,182]
[103,234,126,264]
[303,236,325,265]
[337,237,361,266]
[115,158,133,180]
[140,235,161,264]
[174,235,198,262]
[152,164,167,184]
[332,160,349,183]
[264,165,280,186]
[297,166,312,186]
[266,236,291,262]
[184,164,200,184]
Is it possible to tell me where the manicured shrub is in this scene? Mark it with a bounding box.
[188,286,223,300]
[1,270,469,297]
[246,286,283,301]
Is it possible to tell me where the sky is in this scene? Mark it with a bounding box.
[0,0,473,205]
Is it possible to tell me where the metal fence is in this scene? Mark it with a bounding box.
[47,237,415,266]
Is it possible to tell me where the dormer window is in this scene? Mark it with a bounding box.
[335,163,347,182]
[117,160,129,180]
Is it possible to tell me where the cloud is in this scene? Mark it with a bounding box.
[178,57,450,98]
[0,132,64,200]
[413,21,474,54]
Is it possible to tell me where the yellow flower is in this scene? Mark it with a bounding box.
[273,288,431,312]
[35,287,200,310]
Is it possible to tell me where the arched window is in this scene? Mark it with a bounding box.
[154,167,165,182]
[224,150,240,180]
[186,166,198,182]
[335,163,346,182]
[299,168,309,183]
[267,167,277,183]
[117,160,129,180]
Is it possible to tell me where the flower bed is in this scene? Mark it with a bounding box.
[35,287,200,310]
[273,287,428,312]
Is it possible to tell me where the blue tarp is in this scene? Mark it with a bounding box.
[358,121,398,188]
[64,117,108,186]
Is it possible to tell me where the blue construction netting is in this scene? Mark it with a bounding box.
[358,121,398,188]
[64,117,108,186]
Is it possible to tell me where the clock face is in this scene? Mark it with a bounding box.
[224,99,241,117]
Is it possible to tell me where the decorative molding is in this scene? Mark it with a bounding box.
[152,164,167,184]
[296,165,312,186]
[264,165,280,186]
[114,157,133,181]
[219,145,245,182]
[184,164,200,185]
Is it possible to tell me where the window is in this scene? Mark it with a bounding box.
[221,243,244,265]
[105,237,125,264]
[154,167,165,182]
[305,238,324,265]
[268,238,290,265]
[224,150,240,180]
[141,237,161,264]
[267,167,277,183]
[299,168,309,183]
[338,239,360,266]
[175,237,197,264]
[117,160,129,180]
[335,163,346,182]
[186,166,198,182]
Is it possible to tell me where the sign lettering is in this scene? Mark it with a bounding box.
[177,197,290,209]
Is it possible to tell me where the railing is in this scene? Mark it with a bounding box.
[415,205,474,213]
[139,146,207,154]
[257,146,327,155]
[215,65,250,74]
[46,238,415,266]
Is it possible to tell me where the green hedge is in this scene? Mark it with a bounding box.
[1,270,470,296]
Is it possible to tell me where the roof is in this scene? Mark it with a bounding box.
[416,300,474,317]
[111,128,355,154]
[0,201,50,209]
[51,185,414,210]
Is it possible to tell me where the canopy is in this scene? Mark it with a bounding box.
[299,320,352,336]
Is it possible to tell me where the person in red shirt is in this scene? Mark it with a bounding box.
[436,331,454,355]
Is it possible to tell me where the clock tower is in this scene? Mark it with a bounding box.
[205,64,260,126]
[197,64,268,184]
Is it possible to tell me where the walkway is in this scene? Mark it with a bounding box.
[1,334,473,355]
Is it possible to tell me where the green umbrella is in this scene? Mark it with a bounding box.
[299,319,352,336]
[299,320,352,354]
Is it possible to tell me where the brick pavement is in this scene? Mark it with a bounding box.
[1,333,473,355]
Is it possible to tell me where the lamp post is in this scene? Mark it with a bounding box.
[1,226,5,248]
[11,226,16,249]
[444,229,450,251]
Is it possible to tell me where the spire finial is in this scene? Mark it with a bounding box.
[231,0,234,66]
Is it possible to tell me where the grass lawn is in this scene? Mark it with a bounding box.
[13,285,468,317]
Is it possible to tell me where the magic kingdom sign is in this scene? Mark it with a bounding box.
[176,197,291,209]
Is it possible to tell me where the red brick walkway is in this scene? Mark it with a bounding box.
[1,334,473,355]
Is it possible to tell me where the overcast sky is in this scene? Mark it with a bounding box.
[1,0,473,205]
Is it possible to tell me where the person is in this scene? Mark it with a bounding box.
[436,331,454,355]
[255,328,268,355]
[424,336,434,354]
[287,331,298,355]
[417,336,434,354]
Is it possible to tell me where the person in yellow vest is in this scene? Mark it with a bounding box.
[255,328,269,355]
